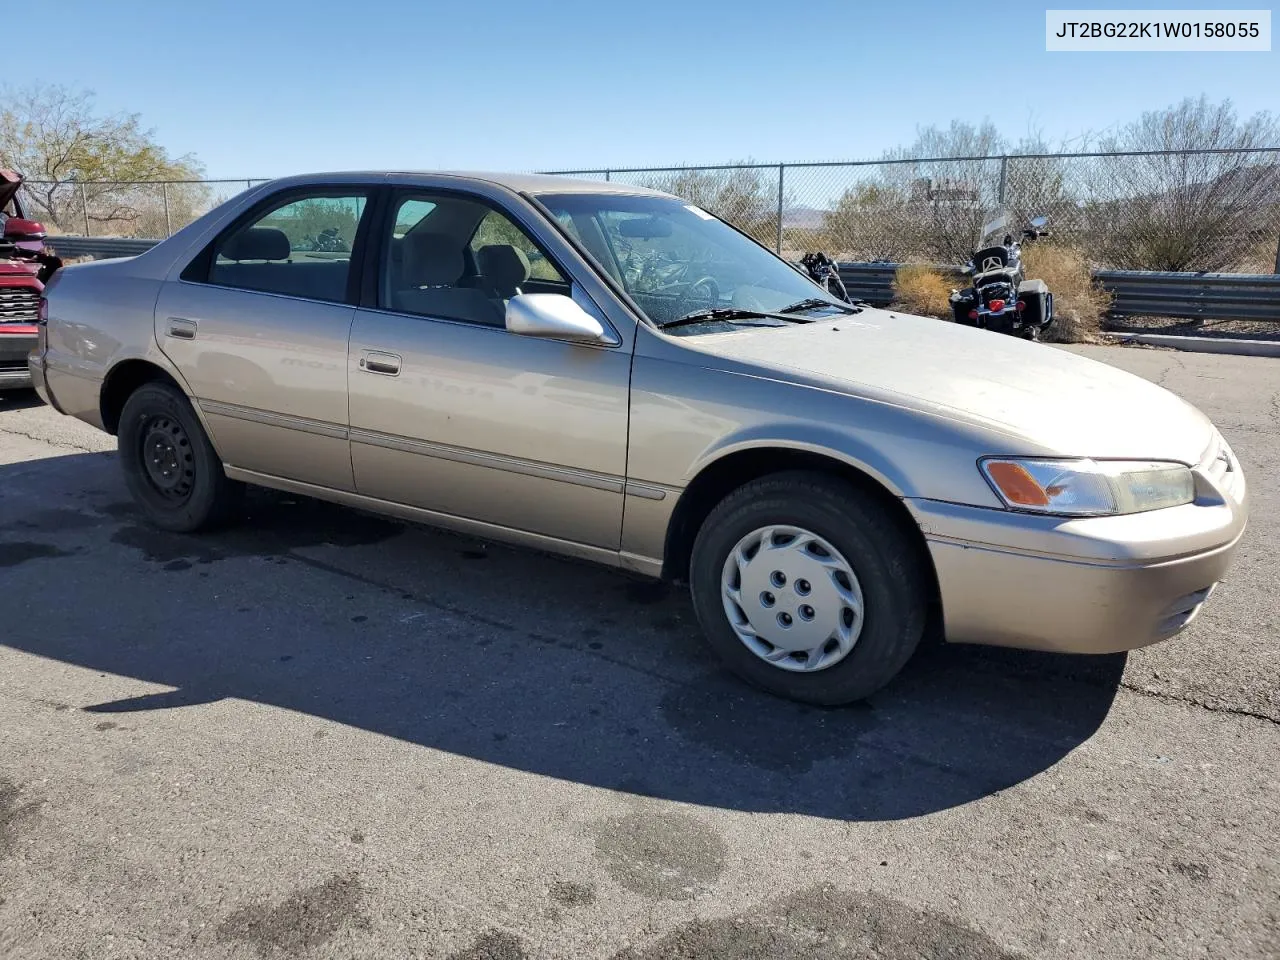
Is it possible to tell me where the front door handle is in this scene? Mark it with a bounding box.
[359,350,402,376]
[167,318,197,340]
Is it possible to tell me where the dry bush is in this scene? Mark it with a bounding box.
[1021,245,1112,343]
[892,264,954,319]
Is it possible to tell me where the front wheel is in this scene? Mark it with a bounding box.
[118,381,241,532]
[689,472,931,705]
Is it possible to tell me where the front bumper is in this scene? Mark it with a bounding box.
[0,329,37,391]
[907,448,1247,654]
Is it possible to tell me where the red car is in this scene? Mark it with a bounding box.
[1,170,60,392]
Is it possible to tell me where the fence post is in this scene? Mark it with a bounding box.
[162,182,172,237]
[79,181,90,236]
[1274,231,1280,274]
[775,164,785,254]
[605,170,611,182]
[997,155,1008,205]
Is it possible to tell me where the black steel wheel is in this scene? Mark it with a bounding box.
[118,381,241,532]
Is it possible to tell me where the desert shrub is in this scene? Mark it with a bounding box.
[892,264,954,319]
[1021,245,1112,343]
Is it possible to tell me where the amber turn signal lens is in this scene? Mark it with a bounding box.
[984,460,1050,506]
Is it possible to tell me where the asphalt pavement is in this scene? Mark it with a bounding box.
[1,344,1276,959]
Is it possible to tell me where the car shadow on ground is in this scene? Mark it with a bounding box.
[1,451,1125,822]
[0,388,44,412]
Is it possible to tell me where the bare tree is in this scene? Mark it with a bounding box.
[0,85,204,233]
[1087,97,1280,271]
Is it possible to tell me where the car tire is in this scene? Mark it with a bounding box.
[118,381,241,533]
[689,471,931,705]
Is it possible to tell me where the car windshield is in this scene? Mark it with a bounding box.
[535,192,846,331]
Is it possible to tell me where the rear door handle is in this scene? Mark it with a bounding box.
[359,350,402,376]
[166,318,197,340]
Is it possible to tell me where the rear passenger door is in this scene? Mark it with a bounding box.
[155,188,372,491]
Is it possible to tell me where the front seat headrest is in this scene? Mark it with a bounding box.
[403,232,464,287]
[477,244,531,297]
[221,227,290,261]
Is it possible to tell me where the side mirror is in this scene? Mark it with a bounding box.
[1029,215,1049,229]
[505,293,609,344]
[2,217,46,240]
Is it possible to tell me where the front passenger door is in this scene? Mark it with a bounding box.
[347,191,631,549]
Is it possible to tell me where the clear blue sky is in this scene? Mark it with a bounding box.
[48,0,1279,179]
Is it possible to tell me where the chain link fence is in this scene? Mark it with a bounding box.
[551,149,1280,274]
[21,148,1280,273]
[16,179,272,242]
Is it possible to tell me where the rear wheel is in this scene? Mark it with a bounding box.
[118,382,241,532]
[689,471,930,705]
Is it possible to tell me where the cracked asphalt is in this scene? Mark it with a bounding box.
[1,344,1276,959]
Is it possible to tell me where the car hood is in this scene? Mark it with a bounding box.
[684,308,1214,463]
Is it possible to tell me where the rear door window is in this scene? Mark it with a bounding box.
[201,192,369,303]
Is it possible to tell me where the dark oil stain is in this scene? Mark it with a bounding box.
[611,884,1022,960]
[588,641,603,650]
[94,721,118,732]
[351,615,368,624]
[163,559,192,572]
[0,541,71,568]
[217,872,363,958]
[349,829,365,844]
[460,548,488,560]
[36,699,71,712]
[659,673,876,774]
[548,879,596,907]
[313,730,329,740]
[0,778,43,860]
[1080,808,1108,824]
[493,733,508,742]
[624,580,669,605]
[1173,861,1210,882]
[110,525,220,565]
[1,508,105,533]
[108,491,404,567]
[589,809,727,901]
[447,929,529,960]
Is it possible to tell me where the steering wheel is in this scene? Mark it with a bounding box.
[679,277,720,315]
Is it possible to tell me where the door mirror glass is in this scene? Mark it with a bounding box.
[506,293,608,343]
[1029,215,1049,229]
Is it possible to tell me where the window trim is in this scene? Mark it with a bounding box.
[365,186,572,325]
[180,184,379,306]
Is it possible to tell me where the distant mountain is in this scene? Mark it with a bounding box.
[782,205,829,229]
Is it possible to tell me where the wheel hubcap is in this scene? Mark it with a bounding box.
[139,415,195,501]
[720,525,864,672]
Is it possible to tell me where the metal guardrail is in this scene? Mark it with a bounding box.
[1094,270,1280,322]
[43,237,1280,324]
[45,236,160,260]
[839,262,1280,322]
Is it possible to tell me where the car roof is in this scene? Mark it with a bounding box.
[256,170,672,197]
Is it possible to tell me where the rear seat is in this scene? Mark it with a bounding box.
[210,227,350,302]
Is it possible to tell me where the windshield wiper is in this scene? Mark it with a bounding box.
[657,307,806,331]
[778,297,864,315]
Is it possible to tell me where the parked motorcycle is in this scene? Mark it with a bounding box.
[948,215,1053,340]
[800,251,851,303]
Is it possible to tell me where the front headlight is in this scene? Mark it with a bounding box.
[980,458,1195,516]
